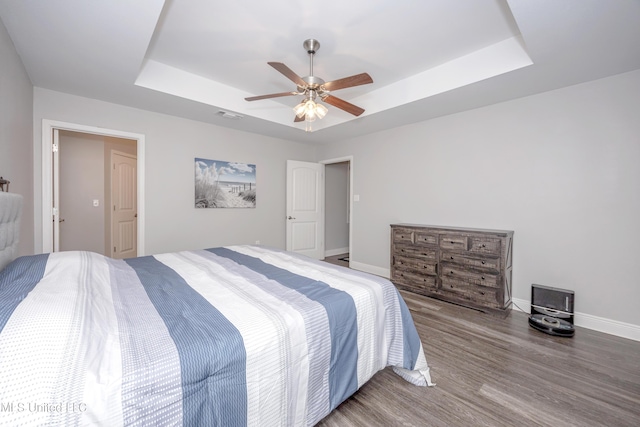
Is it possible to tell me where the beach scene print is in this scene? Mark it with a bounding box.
[195,158,256,208]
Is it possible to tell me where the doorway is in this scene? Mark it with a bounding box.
[321,156,353,267]
[41,120,145,256]
[284,156,353,264]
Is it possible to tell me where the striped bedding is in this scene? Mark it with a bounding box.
[0,245,433,426]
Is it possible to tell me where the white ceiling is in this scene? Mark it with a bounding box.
[1,0,639,144]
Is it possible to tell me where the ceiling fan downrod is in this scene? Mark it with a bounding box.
[303,39,320,77]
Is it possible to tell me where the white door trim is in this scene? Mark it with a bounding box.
[41,119,146,256]
[320,155,354,268]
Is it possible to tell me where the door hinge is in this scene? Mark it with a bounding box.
[114,246,116,253]
[52,143,58,152]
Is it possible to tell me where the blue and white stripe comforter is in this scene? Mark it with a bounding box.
[0,245,432,426]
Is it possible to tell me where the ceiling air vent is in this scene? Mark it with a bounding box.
[217,110,243,120]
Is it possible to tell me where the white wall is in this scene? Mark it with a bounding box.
[0,17,33,256]
[316,69,640,333]
[33,88,316,256]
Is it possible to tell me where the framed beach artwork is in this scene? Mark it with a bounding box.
[195,158,256,208]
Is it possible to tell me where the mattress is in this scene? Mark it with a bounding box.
[0,245,432,426]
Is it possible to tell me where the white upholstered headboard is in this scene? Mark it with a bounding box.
[0,192,23,271]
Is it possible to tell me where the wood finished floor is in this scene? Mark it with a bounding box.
[319,255,640,426]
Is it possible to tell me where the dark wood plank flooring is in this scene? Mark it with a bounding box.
[318,257,640,426]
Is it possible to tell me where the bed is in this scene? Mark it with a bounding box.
[0,198,432,426]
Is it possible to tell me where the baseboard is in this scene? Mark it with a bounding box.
[349,261,390,279]
[325,247,349,257]
[512,297,640,342]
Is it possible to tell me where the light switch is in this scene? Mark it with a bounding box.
[353,195,360,202]
[93,199,100,207]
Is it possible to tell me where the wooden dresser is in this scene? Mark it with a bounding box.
[390,224,513,315]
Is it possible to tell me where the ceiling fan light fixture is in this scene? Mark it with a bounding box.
[293,98,327,122]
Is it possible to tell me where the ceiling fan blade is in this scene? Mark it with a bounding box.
[322,73,373,92]
[322,95,365,116]
[268,62,307,87]
[245,91,298,101]
[294,115,305,122]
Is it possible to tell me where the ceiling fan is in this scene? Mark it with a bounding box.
[245,39,373,126]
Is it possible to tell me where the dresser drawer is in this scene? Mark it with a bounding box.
[392,268,437,291]
[439,235,469,251]
[393,229,414,244]
[394,244,436,260]
[441,251,500,271]
[393,255,437,274]
[440,278,500,307]
[469,237,501,255]
[440,264,499,288]
[414,232,437,246]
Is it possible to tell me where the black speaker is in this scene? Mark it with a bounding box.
[528,284,575,337]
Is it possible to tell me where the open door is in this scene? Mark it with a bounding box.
[286,160,325,259]
[52,129,61,252]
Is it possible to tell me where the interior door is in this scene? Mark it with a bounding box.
[52,129,61,252]
[286,160,325,259]
[111,151,137,259]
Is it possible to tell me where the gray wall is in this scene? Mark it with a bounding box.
[59,131,105,253]
[317,69,640,329]
[0,17,33,256]
[33,88,317,256]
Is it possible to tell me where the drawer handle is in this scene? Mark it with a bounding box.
[480,291,485,295]
[481,244,486,248]
[450,271,454,275]
[481,276,485,280]
[450,241,455,244]
[481,261,485,265]
[450,284,454,288]
[450,256,454,260]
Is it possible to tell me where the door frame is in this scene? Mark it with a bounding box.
[320,155,353,267]
[41,119,145,255]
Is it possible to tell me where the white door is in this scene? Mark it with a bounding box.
[111,151,137,259]
[286,160,325,259]
[52,129,61,252]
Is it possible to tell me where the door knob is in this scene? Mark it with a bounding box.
[287,216,296,220]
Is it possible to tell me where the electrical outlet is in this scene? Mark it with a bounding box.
[255,240,260,245]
